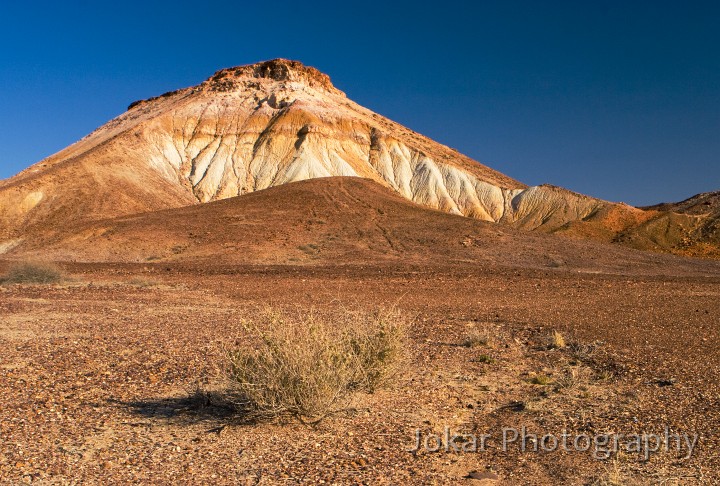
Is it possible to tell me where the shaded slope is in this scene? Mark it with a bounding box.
[526,190,720,259]
[10,178,719,276]
[617,191,720,258]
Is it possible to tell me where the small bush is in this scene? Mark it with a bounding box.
[462,325,492,348]
[225,307,408,423]
[592,456,639,486]
[298,243,319,255]
[550,331,566,349]
[529,373,552,386]
[127,278,159,288]
[473,354,495,364]
[567,341,596,361]
[2,261,64,284]
[555,366,593,390]
[596,370,614,382]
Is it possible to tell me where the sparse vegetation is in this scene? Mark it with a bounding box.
[529,373,553,386]
[225,307,408,423]
[555,366,593,390]
[1,261,65,284]
[550,330,566,349]
[298,243,320,255]
[567,341,596,362]
[127,278,159,288]
[596,370,615,382]
[462,325,492,348]
[473,354,495,364]
[592,455,638,486]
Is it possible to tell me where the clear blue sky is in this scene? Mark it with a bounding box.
[1,1,718,205]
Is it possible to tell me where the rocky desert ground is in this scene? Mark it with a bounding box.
[1,60,719,485]
[1,256,719,484]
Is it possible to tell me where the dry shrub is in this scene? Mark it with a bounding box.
[2,261,64,284]
[555,366,594,390]
[127,278,159,288]
[225,307,408,423]
[462,325,492,348]
[593,466,624,486]
[529,373,553,386]
[592,454,640,486]
[550,330,566,349]
[567,341,596,361]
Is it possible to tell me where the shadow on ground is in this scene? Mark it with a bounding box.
[110,390,249,425]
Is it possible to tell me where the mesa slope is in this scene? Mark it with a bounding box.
[1,58,717,259]
[0,60,615,242]
[0,59,523,242]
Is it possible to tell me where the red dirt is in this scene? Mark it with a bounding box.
[1,178,719,483]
